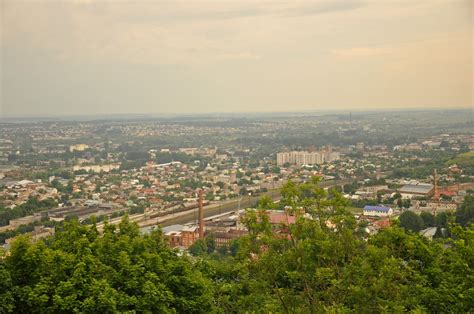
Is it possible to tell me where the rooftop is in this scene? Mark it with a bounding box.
[363,205,392,212]
[399,183,433,194]
[268,212,296,225]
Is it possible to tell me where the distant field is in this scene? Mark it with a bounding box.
[447,151,474,168]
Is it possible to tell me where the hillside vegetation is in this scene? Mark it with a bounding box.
[1,179,473,312]
[447,151,474,174]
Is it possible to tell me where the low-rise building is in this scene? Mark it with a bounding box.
[426,201,458,213]
[212,229,247,247]
[162,224,200,248]
[9,215,42,228]
[363,205,393,217]
[399,183,433,198]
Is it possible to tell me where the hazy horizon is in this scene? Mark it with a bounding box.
[1,0,473,116]
[1,108,472,124]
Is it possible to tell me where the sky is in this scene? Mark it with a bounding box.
[0,0,472,116]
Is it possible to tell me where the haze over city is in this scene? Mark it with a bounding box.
[1,0,472,116]
[1,1,474,312]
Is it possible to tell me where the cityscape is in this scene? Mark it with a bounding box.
[1,0,472,312]
[1,110,473,248]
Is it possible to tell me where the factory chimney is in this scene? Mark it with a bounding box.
[198,190,205,239]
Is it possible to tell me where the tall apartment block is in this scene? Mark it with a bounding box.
[277,151,340,166]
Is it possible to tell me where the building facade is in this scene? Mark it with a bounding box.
[363,205,393,217]
[277,150,339,166]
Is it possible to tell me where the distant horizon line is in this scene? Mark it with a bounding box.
[1,107,472,122]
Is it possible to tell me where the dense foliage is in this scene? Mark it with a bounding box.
[201,179,474,312]
[1,179,473,312]
[0,218,213,313]
[456,195,474,227]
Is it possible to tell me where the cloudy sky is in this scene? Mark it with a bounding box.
[1,0,472,116]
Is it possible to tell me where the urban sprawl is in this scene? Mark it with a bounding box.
[0,110,473,250]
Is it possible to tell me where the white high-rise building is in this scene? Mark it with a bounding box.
[277,150,338,166]
[277,152,289,166]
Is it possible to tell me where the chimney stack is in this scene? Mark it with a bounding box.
[198,190,205,239]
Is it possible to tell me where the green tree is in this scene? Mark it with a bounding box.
[420,212,435,227]
[256,195,275,209]
[189,239,207,256]
[2,217,214,312]
[456,195,474,227]
[399,210,425,232]
[205,234,216,254]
